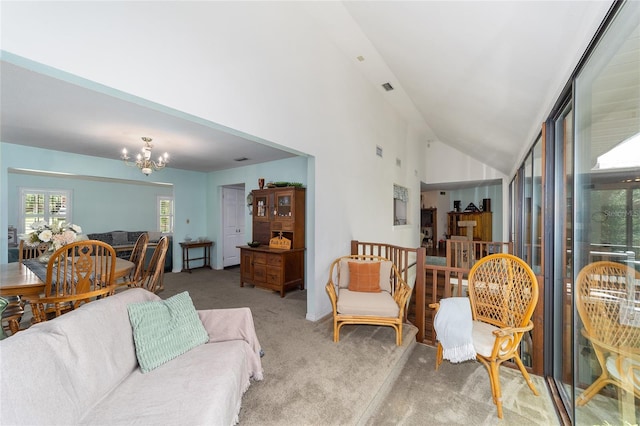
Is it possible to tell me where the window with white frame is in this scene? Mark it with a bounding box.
[158,196,174,233]
[19,188,72,233]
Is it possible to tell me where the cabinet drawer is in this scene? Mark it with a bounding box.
[271,221,294,231]
[267,254,283,267]
[266,267,282,284]
[253,252,267,265]
[253,264,266,282]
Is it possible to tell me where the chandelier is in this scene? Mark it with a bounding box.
[121,137,169,176]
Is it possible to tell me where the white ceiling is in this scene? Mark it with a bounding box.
[0,2,613,177]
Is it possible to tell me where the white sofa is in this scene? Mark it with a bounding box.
[0,288,263,425]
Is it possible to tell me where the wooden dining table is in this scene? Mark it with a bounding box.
[0,257,135,298]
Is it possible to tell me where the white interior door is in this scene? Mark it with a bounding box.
[222,187,245,267]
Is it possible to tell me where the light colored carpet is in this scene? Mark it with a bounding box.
[162,267,559,425]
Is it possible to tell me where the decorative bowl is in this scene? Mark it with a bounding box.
[247,241,261,248]
[273,181,289,187]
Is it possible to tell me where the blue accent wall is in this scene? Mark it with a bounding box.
[1,142,208,271]
[206,156,309,267]
[7,171,173,234]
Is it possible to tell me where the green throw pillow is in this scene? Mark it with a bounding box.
[127,291,209,373]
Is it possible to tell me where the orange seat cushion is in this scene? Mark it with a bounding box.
[348,261,381,293]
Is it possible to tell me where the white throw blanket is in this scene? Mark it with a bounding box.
[434,297,476,363]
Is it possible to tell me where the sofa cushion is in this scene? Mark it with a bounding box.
[79,340,252,425]
[336,288,400,317]
[127,291,209,373]
[148,231,162,242]
[112,231,128,246]
[348,261,381,292]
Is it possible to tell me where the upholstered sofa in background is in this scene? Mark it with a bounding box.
[9,230,173,271]
[86,230,173,271]
[0,288,263,425]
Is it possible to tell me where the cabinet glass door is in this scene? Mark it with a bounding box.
[275,192,293,218]
[253,192,269,221]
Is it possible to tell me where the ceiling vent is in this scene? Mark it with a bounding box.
[234,157,249,162]
[382,82,394,91]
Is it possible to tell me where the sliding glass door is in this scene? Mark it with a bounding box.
[573,1,640,423]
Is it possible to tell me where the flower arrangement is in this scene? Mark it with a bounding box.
[22,221,84,251]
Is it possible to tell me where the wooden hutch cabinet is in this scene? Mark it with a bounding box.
[239,187,305,297]
[447,211,492,241]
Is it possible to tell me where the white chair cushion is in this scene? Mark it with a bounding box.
[338,259,393,292]
[472,320,501,358]
[336,289,399,317]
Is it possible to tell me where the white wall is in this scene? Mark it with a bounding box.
[423,140,506,185]
[1,2,474,320]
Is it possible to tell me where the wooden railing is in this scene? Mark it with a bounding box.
[446,239,513,269]
[415,264,469,344]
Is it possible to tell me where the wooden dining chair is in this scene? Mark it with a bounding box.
[139,236,169,294]
[8,240,50,332]
[117,232,149,289]
[1,295,24,337]
[24,240,117,323]
[18,239,50,262]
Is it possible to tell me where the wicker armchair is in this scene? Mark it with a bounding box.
[24,240,117,323]
[575,261,640,406]
[430,253,539,419]
[325,254,411,346]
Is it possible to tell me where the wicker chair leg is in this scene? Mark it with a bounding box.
[395,324,402,346]
[435,342,443,370]
[576,375,610,406]
[514,353,539,396]
[488,361,503,419]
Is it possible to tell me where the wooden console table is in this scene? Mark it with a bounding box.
[180,241,213,273]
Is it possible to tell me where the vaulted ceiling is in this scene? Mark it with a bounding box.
[0,1,613,177]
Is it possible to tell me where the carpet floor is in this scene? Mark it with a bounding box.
[161,267,560,425]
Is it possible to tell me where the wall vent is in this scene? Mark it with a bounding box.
[382,82,394,91]
[376,145,383,157]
